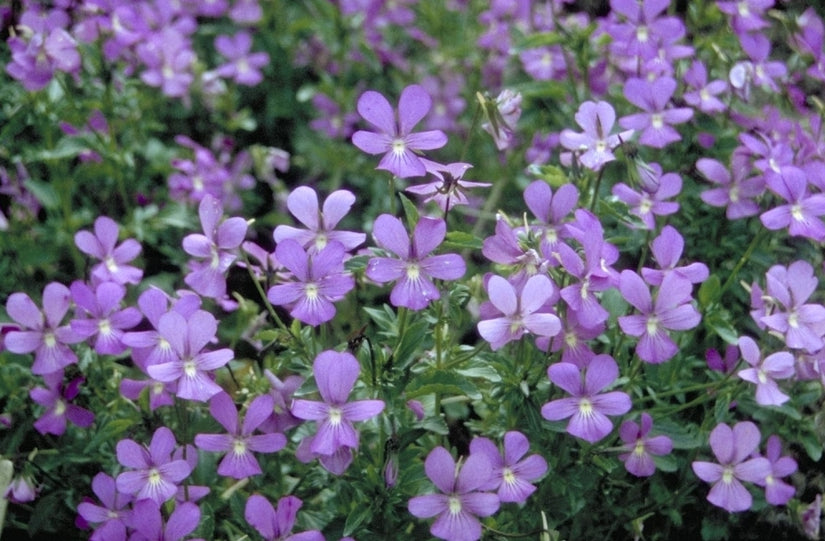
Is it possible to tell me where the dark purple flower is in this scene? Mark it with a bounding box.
[408,446,500,541]
[352,84,448,178]
[129,498,200,541]
[115,426,192,505]
[194,392,286,479]
[244,494,324,541]
[366,215,466,310]
[214,31,269,86]
[267,240,355,326]
[469,431,548,503]
[737,336,795,406]
[692,421,772,512]
[290,351,384,471]
[273,186,365,252]
[706,344,739,373]
[70,280,141,355]
[77,472,133,541]
[541,355,632,443]
[30,369,94,435]
[619,77,693,148]
[618,413,673,477]
[74,216,143,285]
[4,282,82,375]
[560,101,633,171]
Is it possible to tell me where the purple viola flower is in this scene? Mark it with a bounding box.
[618,271,701,364]
[559,101,634,171]
[520,46,567,81]
[183,194,248,299]
[6,27,81,91]
[3,474,37,503]
[522,181,578,263]
[736,336,795,406]
[718,0,773,33]
[618,413,673,477]
[194,392,286,479]
[352,84,448,178]
[408,446,500,541]
[697,153,765,220]
[310,93,360,139]
[541,355,632,443]
[30,369,94,436]
[214,31,269,86]
[760,260,825,353]
[641,225,709,286]
[230,0,263,24]
[619,77,693,148]
[244,494,324,541]
[290,351,384,470]
[146,310,234,402]
[477,274,561,351]
[77,472,133,541]
[129,498,200,541]
[365,215,466,311]
[469,431,548,503]
[557,240,611,328]
[612,163,682,230]
[692,421,772,513]
[683,60,728,114]
[267,240,355,326]
[755,435,797,506]
[136,28,195,98]
[74,216,143,285]
[272,186,365,253]
[547,310,603,367]
[482,218,545,288]
[115,426,192,505]
[4,282,82,375]
[707,344,740,373]
[69,280,141,355]
[760,166,825,242]
[405,159,491,212]
[259,370,304,434]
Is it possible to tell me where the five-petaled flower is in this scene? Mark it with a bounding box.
[115,426,192,505]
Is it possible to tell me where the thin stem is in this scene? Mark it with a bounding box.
[718,226,768,298]
[459,100,482,164]
[589,167,606,212]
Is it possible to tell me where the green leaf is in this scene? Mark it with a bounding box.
[698,275,721,307]
[652,452,678,472]
[23,179,60,210]
[392,319,430,371]
[406,370,481,400]
[443,231,483,250]
[398,192,420,231]
[455,364,501,382]
[343,502,372,537]
[344,255,370,272]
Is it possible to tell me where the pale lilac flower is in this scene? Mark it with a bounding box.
[4,282,82,375]
[618,413,673,477]
[77,473,133,541]
[30,369,94,436]
[129,498,200,541]
[147,310,234,402]
[736,336,795,406]
[69,280,141,355]
[407,399,425,421]
[691,421,771,512]
[717,0,773,33]
[194,392,286,479]
[366,215,466,311]
[74,216,143,285]
[259,370,304,434]
[612,164,682,229]
[290,351,384,471]
[469,431,548,503]
[6,27,81,91]
[760,167,825,242]
[136,28,195,98]
[245,494,324,541]
[641,225,709,286]
[267,240,354,326]
[683,60,728,114]
[760,261,825,353]
[481,89,522,151]
[408,446,500,541]
[619,77,693,148]
[477,274,561,351]
[214,31,269,86]
[755,435,797,506]
[115,427,192,505]
[352,84,448,178]
[559,101,634,171]
[405,159,491,212]
[273,186,365,252]
[697,153,765,219]
[520,46,567,81]
[230,0,263,24]
[541,355,632,443]
[183,194,248,298]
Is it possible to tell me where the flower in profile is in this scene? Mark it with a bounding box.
[618,413,673,477]
[408,446,500,541]
[366,215,466,310]
[405,159,491,212]
[272,186,366,252]
[182,194,248,299]
[469,431,548,503]
[194,392,286,479]
[755,435,797,506]
[30,369,94,436]
[245,494,324,541]
[736,336,795,406]
[267,239,355,326]
[115,426,192,505]
[4,282,82,375]
[129,498,201,541]
[481,88,522,151]
[477,274,561,351]
[559,101,633,171]
[691,421,771,512]
[74,216,143,285]
[541,355,632,443]
[290,351,384,473]
[76,472,133,541]
[3,474,37,503]
[352,84,448,178]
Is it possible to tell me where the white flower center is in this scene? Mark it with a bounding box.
[791,204,805,222]
[233,438,247,456]
[700,88,710,101]
[788,311,799,328]
[565,331,578,348]
[54,399,66,416]
[757,369,768,384]
[305,283,319,301]
[634,440,646,456]
[448,496,462,515]
[737,1,750,16]
[328,406,342,426]
[729,186,740,203]
[406,263,420,281]
[392,139,406,156]
[44,331,56,348]
[210,247,221,269]
[184,359,198,377]
[646,316,659,336]
[315,233,328,251]
[105,256,119,273]
[502,467,516,485]
[721,466,734,484]
[98,318,112,336]
[651,113,663,129]
[637,26,649,43]
[147,468,162,487]
[579,398,593,417]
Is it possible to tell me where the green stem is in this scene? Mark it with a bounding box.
[589,167,606,212]
[459,101,482,164]
[718,226,768,297]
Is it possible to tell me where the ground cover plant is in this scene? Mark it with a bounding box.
[2,0,825,539]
